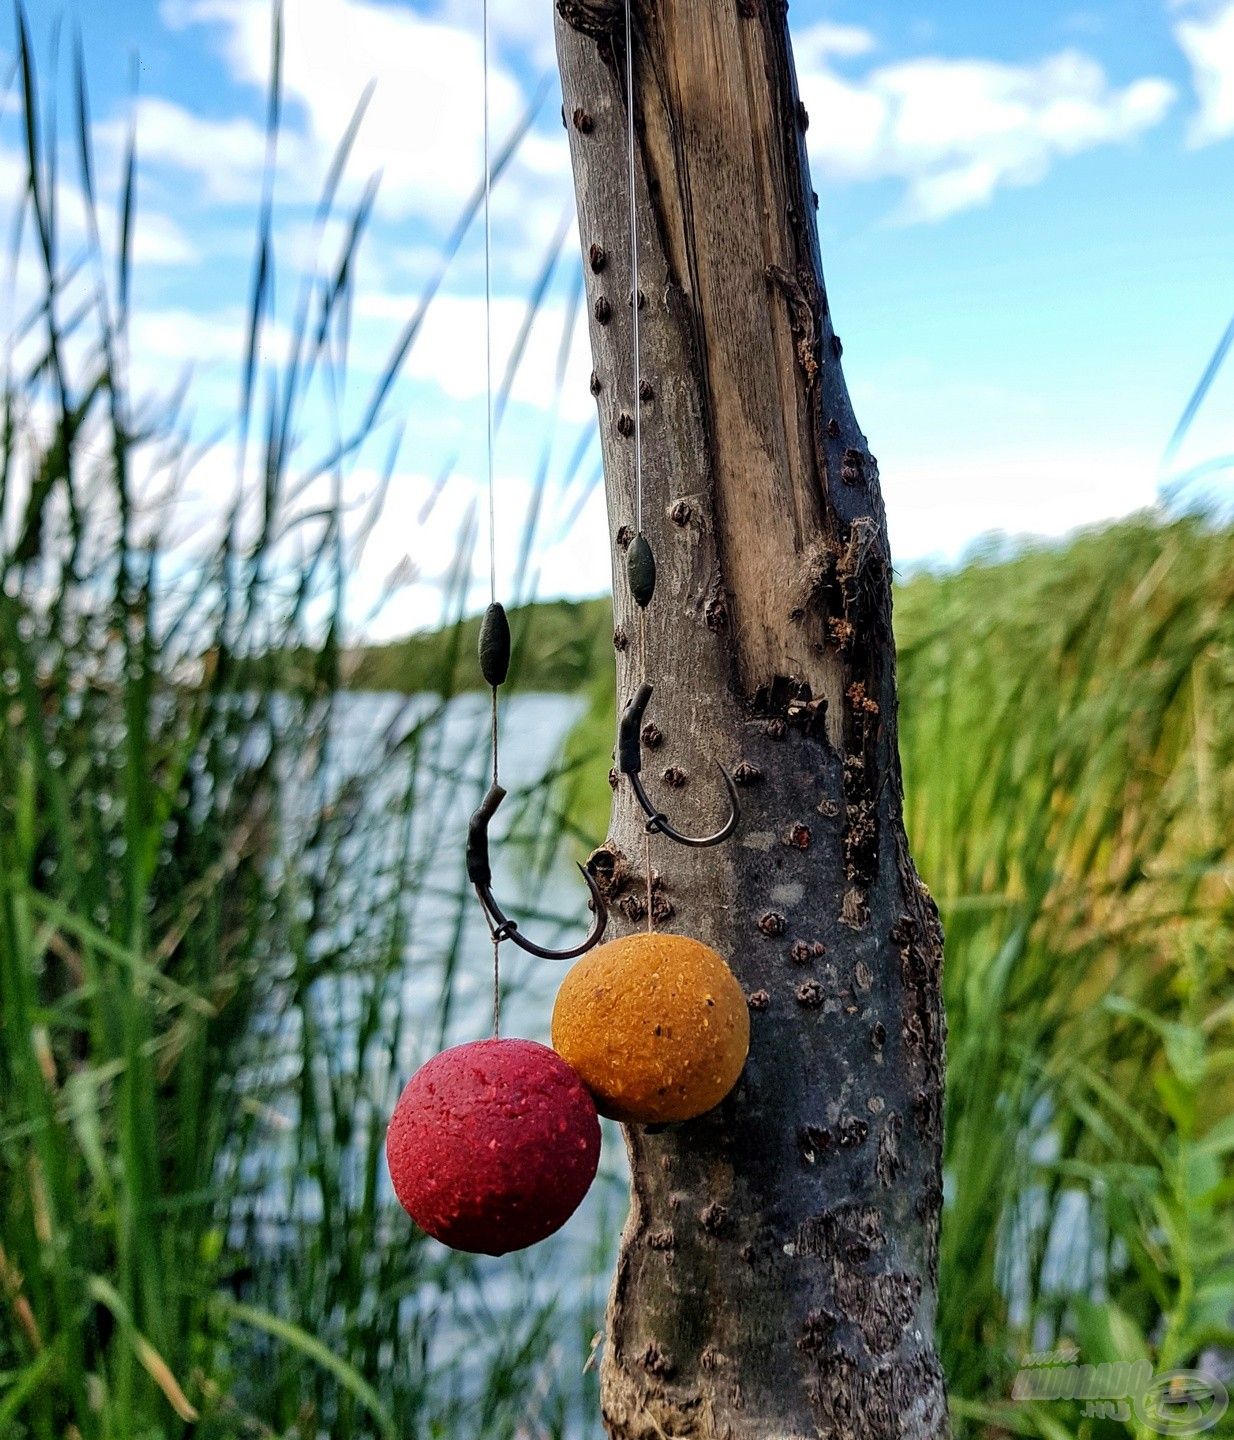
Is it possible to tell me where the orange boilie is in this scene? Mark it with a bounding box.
[552,933,749,1124]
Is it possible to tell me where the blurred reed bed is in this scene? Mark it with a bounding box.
[896,517,1234,1433]
[0,8,612,1439]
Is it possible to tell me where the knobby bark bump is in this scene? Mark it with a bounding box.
[555,1,948,1436]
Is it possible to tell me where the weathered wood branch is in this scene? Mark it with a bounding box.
[555,1,948,1435]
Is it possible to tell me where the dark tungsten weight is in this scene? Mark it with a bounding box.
[478,602,511,687]
[627,533,656,609]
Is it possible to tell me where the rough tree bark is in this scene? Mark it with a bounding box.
[554,3,948,1437]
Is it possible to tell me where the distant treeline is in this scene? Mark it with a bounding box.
[337,597,613,694]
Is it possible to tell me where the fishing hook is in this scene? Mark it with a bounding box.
[618,682,740,848]
[466,783,608,960]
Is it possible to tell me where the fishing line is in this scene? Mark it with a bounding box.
[614,0,740,871]
[482,0,501,1033]
[384,3,613,1270]
[624,0,642,543]
[622,0,654,936]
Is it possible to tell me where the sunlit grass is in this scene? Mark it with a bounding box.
[893,517,1234,1429]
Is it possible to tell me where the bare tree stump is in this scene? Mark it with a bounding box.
[556,2,948,1436]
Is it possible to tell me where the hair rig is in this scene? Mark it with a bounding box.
[550,537,750,1126]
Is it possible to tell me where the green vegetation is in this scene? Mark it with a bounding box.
[902,517,1234,1430]
[2,10,1232,1439]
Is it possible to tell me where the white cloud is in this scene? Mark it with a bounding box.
[432,0,559,73]
[112,97,286,204]
[130,305,266,372]
[354,284,595,424]
[160,0,534,224]
[0,138,196,326]
[146,0,575,306]
[883,447,1161,564]
[796,26,1175,221]
[1171,1,1234,143]
[129,209,200,266]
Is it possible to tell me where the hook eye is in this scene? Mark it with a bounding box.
[467,783,609,960]
[617,684,741,849]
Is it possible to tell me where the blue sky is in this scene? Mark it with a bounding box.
[10,0,1234,636]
